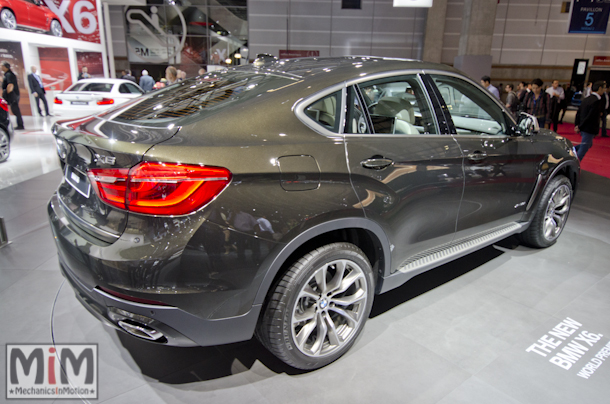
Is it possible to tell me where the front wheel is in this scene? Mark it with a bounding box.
[520,175,572,248]
[257,242,375,370]
[0,129,10,163]
[50,19,62,37]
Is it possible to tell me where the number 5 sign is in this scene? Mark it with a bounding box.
[43,0,101,43]
[568,0,610,34]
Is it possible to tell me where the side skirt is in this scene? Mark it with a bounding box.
[377,222,524,294]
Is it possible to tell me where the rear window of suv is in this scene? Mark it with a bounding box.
[109,71,296,125]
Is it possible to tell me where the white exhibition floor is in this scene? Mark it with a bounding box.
[1,115,610,403]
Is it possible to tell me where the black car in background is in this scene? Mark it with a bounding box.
[0,97,13,163]
[48,57,579,370]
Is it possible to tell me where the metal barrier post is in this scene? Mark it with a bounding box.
[0,217,10,248]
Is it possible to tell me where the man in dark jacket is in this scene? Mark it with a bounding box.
[28,66,51,117]
[574,81,606,160]
[1,61,24,130]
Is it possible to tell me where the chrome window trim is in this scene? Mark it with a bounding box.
[294,69,446,139]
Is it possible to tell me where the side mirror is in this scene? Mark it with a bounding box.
[517,112,539,136]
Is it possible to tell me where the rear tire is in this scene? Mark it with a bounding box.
[0,129,9,163]
[50,19,62,37]
[520,175,572,248]
[257,242,374,370]
[1,9,16,30]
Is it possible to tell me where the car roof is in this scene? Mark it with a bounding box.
[73,78,141,85]
[237,56,460,84]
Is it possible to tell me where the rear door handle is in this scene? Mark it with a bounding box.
[361,157,394,170]
[467,151,487,162]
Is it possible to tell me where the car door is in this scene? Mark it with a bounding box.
[427,73,539,239]
[343,74,464,275]
[26,0,48,29]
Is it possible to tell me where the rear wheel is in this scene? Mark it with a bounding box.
[257,242,374,370]
[50,19,62,37]
[1,9,16,30]
[0,129,9,163]
[520,175,572,248]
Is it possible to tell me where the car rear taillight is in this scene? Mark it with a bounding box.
[88,162,231,215]
[54,97,63,104]
[97,98,114,105]
[0,99,8,112]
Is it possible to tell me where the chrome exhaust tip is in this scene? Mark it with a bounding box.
[118,320,165,342]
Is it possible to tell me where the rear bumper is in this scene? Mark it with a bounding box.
[48,193,263,347]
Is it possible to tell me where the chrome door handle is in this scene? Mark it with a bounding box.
[467,151,487,162]
[361,157,393,170]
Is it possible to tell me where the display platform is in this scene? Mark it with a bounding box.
[43,171,610,404]
[1,163,609,403]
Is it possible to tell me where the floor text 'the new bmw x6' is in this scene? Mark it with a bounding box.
[48,57,579,370]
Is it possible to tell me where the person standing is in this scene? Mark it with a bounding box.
[139,70,154,92]
[545,80,565,132]
[78,66,91,80]
[121,70,136,83]
[1,61,24,130]
[574,81,606,160]
[481,75,500,99]
[523,78,551,128]
[559,85,574,124]
[601,84,609,138]
[505,84,518,116]
[165,66,178,85]
[583,82,592,98]
[27,66,51,117]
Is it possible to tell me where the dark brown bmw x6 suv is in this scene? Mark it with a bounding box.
[48,57,579,370]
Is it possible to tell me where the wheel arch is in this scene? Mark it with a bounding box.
[253,218,392,307]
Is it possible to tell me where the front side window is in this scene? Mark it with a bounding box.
[357,75,437,135]
[431,74,509,136]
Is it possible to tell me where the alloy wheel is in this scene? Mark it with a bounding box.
[50,20,62,37]
[543,183,571,241]
[0,131,9,162]
[291,258,368,358]
[1,10,16,30]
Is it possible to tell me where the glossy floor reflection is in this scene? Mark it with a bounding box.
[1,156,610,403]
[0,115,60,190]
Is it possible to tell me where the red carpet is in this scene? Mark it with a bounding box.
[554,122,610,179]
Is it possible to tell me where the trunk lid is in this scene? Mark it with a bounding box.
[53,116,179,243]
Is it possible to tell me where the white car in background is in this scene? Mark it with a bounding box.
[53,79,144,118]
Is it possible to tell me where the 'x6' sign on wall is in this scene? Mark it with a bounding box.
[44,0,100,43]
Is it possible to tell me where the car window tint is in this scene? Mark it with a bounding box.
[67,83,87,92]
[358,76,437,135]
[79,83,113,92]
[119,84,130,94]
[305,91,341,132]
[126,83,142,94]
[431,75,508,136]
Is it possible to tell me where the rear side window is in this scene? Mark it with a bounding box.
[305,91,341,132]
[69,83,113,92]
[119,83,143,94]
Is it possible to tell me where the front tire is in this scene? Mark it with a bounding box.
[520,175,572,248]
[0,129,10,163]
[50,19,62,37]
[257,242,375,370]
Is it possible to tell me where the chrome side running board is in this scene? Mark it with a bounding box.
[398,222,524,274]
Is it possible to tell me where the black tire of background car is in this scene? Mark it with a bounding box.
[257,242,375,370]
[0,9,16,30]
[50,19,62,37]
[519,175,572,248]
[0,129,10,163]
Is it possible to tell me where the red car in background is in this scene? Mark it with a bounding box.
[0,0,62,36]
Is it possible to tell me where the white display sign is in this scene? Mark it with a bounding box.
[393,0,433,7]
